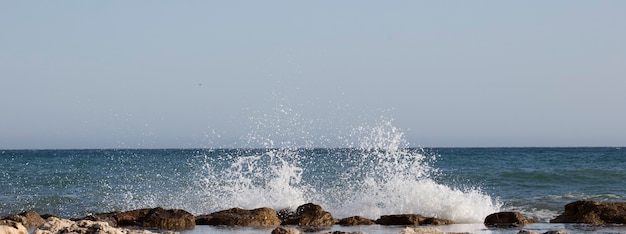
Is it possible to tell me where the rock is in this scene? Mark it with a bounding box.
[397,227,445,234]
[325,231,367,234]
[271,227,303,234]
[376,214,452,226]
[376,214,425,225]
[484,211,533,227]
[517,230,539,234]
[337,216,375,226]
[281,203,337,227]
[136,207,195,230]
[543,231,566,234]
[81,211,119,227]
[34,217,171,234]
[197,207,280,227]
[2,211,45,228]
[422,217,454,225]
[0,220,28,234]
[550,200,626,224]
[83,207,195,230]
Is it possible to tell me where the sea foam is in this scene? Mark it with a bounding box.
[192,108,501,223]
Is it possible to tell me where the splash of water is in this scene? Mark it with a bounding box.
[193,108,501,223]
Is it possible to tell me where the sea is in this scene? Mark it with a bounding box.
[2,122,626,233]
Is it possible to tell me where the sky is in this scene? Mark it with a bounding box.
[1,1,625,149]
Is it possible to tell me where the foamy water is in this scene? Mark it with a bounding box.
[190,116,501,223]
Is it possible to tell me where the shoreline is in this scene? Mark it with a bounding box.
[3,201,626,234]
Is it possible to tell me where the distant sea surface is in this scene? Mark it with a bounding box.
[2,147,625,233]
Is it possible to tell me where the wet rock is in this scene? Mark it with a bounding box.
[337,216,375,226]
[196,207,280,227]
[271,227,303,234]
[0,220,28,234]
[550,200,626,224]
[376,214,426,225]
[376,214,453,226]
[281,203,337,227]
[544,231,566,234]
[422,217,454,225]
[517,230,539,234]
[34,217,172,234]
[137,207,195,230]
[484,211,533,227]
[2,211,45,228]
[85,207,195,230]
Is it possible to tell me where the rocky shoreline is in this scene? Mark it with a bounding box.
[1,200,625,234]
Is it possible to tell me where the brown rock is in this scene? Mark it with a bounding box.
[197,207,280,227]
[422,217,454,225]
[2,211,45,228]
[337,216,375,226]
[484,211,532,227]
[281,203,337,227]
[85,207,195,230]
[137,207,195,230]
[376,214,426,225]
[550,200,626,224]
[271,227,303,234]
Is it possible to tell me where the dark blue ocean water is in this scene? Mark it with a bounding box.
[2,147,625,226]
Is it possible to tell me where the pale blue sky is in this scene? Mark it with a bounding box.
[1,1,625,149]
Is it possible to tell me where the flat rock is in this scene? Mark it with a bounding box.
[197,207,280,227]
[34,217,173,234]
[376,214,453,226]
[337,216,375,226]
[550,200,626,224]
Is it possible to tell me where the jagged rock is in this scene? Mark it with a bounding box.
[281,203,337,227]
[0,220,28,234]
[2,211,46,228]
[196,207,280,227]
[84,207,195,230]
[484,211,533,227]
[34,217,172,234]
[337,216,375,226]
[136,207,195,230]
[271,227,303,234]
[550,200,626,224]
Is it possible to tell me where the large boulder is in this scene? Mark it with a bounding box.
[337,216,375,226]
[550,200,626,224]
[196,207,280,227]
[0,220,28,234]
[2,211,46,228]
[84,207,195,230]
[281,203,337,227]
[376,214,453,226]
[484,211,534,227]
